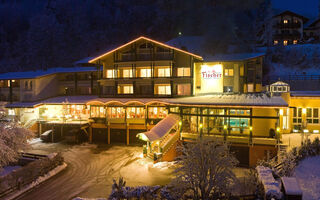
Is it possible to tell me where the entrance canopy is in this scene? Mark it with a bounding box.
[138,114,180,142]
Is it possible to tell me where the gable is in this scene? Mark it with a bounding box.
[89,36,203,63]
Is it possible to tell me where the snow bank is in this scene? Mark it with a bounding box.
[4,163,67,200]
[295,156,320,200]
[281,177,302,196]
[256,166,282,199]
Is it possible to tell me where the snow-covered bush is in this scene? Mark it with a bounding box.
[0,153,63,195]
[108,177,175,200]
[170,139,239,200]
[258,137,320,177]
[0,122,34,169]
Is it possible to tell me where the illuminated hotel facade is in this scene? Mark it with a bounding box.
[1,36,318,166]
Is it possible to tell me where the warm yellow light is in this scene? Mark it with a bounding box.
[313,130,319,133]
[138,134,149,141]
[249,126,253,131]
[277,127,280,132]
[293,129,299,133]
[302,108,307,114]
[199,123,203,129]
[224,125,227,130]
[279,109,284,115]
[303,129,309,133]
[178,121,182,126]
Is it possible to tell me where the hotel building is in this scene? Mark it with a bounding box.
[2,36,320,167]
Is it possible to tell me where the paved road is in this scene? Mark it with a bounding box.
[17,141,174,200]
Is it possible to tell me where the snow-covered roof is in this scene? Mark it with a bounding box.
[273,10,309,22]
[141,114,180,142]
[6,96,99,108]
[167,36,265,62]
[73,57,95,66]
[291,91,320,97]
[203,53,265,62]
[6,93,288,108]
[0,67,98,80]
[281,177,302,196]
[166,36,206,56]
[166,93,288,107]
[270,81,289,86]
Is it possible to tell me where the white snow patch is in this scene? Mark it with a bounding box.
[4,163,67,200]
[281,177,302,196]
[295,156,320,200]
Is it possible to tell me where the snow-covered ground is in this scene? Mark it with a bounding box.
[16,140,252,199]
[282,133,320,150]
[295,156,320,200]
[16,141,175,200]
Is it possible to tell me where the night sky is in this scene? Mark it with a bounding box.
[272,0,319,18]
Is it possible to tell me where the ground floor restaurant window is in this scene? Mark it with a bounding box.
[172,107,251,135]
[126,107,145,118]
[107,107,125,119]
[148,107,167,119]
[91,106,105,118]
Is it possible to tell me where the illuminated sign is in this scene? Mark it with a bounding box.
[198,64,223,93]
[201,65,222,79]
[201,69,222,79]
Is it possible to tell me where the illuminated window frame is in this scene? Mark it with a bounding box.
[177,67,191,77]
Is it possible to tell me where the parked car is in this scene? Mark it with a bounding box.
[40,130,53,142]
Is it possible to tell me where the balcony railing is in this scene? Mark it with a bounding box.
[116,52,173,62]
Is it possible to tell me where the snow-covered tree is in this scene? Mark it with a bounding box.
[0,122,34,169]
[171,139,239,199]
[255,0,273,46]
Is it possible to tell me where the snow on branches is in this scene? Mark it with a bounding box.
[0,121,34,169]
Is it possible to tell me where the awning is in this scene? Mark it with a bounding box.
[138,114,180,142]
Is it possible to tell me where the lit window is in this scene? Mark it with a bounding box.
[177,67,191,77]
[155,84,171,95]
[274,40,278,45]
[123,69,133,78]
[106,69,114,78]
[177,84,191,95]
[157,67,171,77]
[127,107,145,118]
[283,40,288,46]
[293,40,298,44]
[148,107,167,119]
[283,19,288,24]
[224,69,234,76]
[240,66,244,76]
[107,107,125,118]
[140,68,151,78]
[118,84,133,94]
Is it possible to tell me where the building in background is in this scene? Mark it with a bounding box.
[271,10,308,46]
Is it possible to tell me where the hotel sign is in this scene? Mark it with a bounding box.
[201,64,222,79]
[201,69,222,79]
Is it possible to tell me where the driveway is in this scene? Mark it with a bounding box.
[17,140,174,200]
